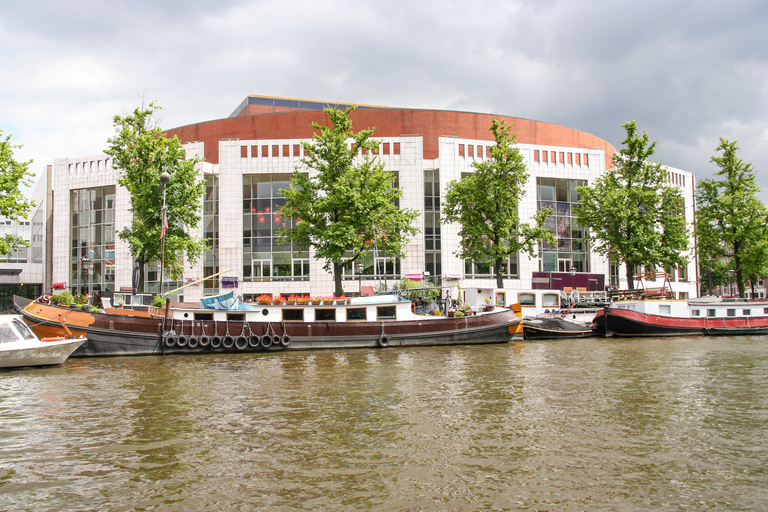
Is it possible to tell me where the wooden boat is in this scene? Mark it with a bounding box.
[597,273,768,337]
[522,314,596,340]
[0,314,86,368]
[13,294,521,357]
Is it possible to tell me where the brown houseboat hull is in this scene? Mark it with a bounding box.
[14,296,520,356]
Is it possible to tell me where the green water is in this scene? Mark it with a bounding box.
[1,336,767,511]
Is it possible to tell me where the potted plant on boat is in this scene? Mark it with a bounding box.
[272,295,285,305]
[484,297,494,311]
[336,295,350,304]
[257,294,272,305]
[296,296,310,305]
[286,295,299,305]
[311,297,323,305]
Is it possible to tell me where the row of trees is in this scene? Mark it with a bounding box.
[4,103,765,299]
[0,130,36,256]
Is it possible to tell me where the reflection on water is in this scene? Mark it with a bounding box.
[2,337,768,511]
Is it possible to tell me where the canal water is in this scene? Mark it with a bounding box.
[2,336,767,511]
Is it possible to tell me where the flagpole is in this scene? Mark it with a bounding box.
[159,171,170,297]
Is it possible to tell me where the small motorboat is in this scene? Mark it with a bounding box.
[0,314,86,368]
[523,313,596,340]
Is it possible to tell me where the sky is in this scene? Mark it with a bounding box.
[2,0,767,199]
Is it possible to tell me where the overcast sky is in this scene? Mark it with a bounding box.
[2,0,767,199]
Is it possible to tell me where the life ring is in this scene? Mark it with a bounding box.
[199,335,210,348]
[41,336,66,342]
[187,336,199,349]
[248,335,261,349]
[260,335,272,349]
[280,334,291,347]
[210,336,222,349]
[176,335,188,348]
[222,335,235,349]
[377,335,389,348]
[164,335,176,348]
[235,336,248,350]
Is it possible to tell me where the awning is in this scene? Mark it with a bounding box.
[53,282,66,289]
[404,273,423,281]
[221,276,239,288]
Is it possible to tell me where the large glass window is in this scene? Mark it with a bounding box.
[458,171,519,279]
[70,186,116,293]
[424,169,442,284]
[242,174,308,282]
[537,178,589,272]
[342,172,403,283]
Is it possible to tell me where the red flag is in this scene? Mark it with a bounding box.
[160,211,168,239]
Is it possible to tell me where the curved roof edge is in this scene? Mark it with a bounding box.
[165,100,615,167]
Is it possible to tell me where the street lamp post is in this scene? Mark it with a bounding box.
[357,262,365,292]
[81,256,91,295]
[569,264,576,305]
[159,171,170,297]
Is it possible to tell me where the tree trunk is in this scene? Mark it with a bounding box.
[333,261,344,297]
[495,257,504,289]
[735,255,745,298]
[625,262,636,290]
[137,257,145,293]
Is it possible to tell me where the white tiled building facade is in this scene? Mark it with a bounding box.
[21,96,704,302]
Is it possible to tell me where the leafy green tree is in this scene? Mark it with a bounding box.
[0,130,36,256]
[695,138,768,298]
[576,121,689,289]
[442,118,554,288]
[280,106,419,296]
[105,102,205,291]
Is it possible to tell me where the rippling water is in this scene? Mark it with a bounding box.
[2,336,768,511]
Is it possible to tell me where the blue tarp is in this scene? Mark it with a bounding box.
[200,291,239,310]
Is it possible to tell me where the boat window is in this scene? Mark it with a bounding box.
[495,292,506,306]
[0,325,18,343]
[227,313,245,321]
[283,309,304,321]
[691,309,700,316]
[659,305,671,315]
[764,307,768,315]
[707,309,716,317]
[518,293,535,307]
[346,308,367,321]
[377,306,396,320]
[315,309,336,322]
[727,309,736,317]
[542,293,559,307]
[744,309,751,316]
[12,319,35,340]
[194,313,213,321]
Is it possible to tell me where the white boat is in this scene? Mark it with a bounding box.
[0,314,86,368]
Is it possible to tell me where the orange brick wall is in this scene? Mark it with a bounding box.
[165,109,615,167]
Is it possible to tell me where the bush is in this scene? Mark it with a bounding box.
[151,296,167,308]
[51,291,74,306]
[395,277,440,302]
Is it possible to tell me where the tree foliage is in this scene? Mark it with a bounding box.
[0,130,36,256]
[575,121,689,289]
[105,102,205,290]
[279,106,419,296]
[442,118,554,288]
[695,138,768,298]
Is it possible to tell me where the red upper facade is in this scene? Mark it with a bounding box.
[164,95,615,166]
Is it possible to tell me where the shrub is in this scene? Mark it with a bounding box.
[51,291,74,306]
[152,296,167,308]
